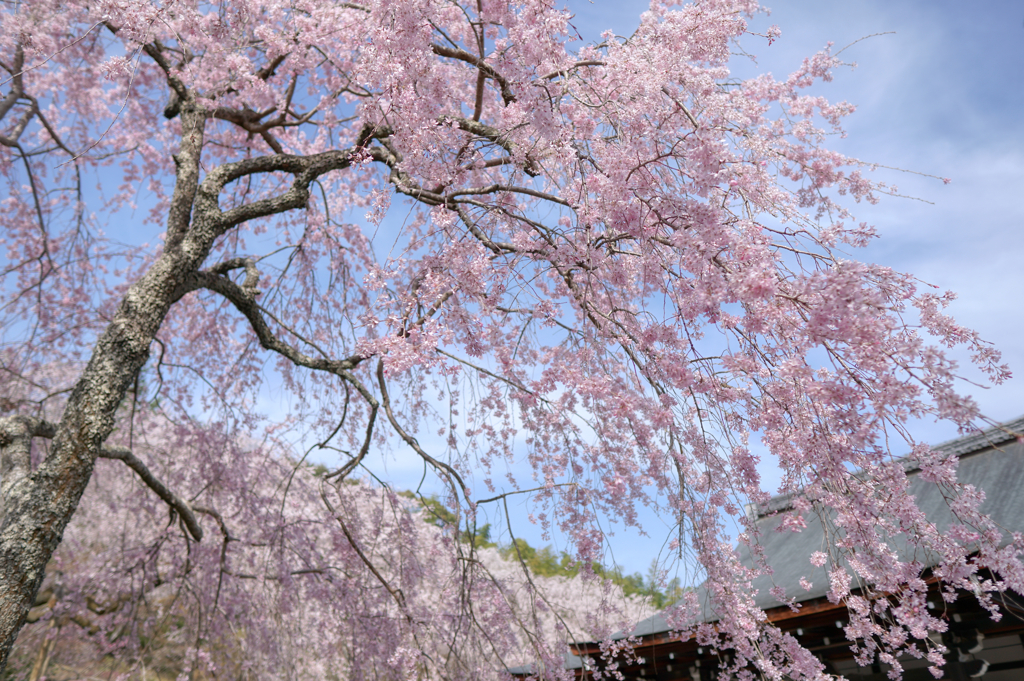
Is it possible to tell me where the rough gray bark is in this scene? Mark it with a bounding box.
[0,104,210,668]
[1,415,204,543]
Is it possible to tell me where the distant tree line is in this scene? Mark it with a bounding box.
[403,492,686,610]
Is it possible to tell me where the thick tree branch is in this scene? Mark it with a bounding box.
[0,44,41,150]
[0,416,40,526]
[165,105,208,244]
[0,104,216,668]
[179,265,363,375]
[439,116,541,176]
[98,446,203,542]
[136,38,188,102]
[255,53,288,82]
[430,44,516,105]
[0,44,25,124]
[449,183,568,205]
[192,148,361,234]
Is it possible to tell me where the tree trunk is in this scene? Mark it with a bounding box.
[0,107,209,670]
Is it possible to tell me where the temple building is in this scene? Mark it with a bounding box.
[516,418,1024,680]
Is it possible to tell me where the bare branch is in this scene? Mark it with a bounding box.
[98,445,203,542]
[180,265,363,375]
[0,416,202,541]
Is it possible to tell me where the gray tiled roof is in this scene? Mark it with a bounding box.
[507,653,586,676]
[619,417,1024,639]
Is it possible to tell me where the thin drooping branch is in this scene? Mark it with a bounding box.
[317,478,409,612]
[184,261,381,483]
[330,400,379,482]
[375,360,469,501]
[193,506,232,609]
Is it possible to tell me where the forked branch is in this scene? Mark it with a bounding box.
[0,416,202,541]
